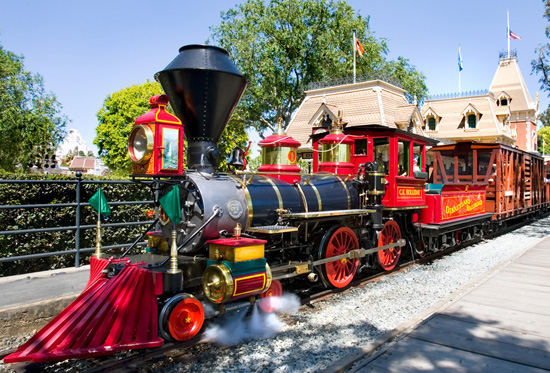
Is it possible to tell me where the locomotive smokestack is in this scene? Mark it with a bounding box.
[156,45,247,173]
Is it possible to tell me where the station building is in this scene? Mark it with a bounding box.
[422,52,539,152]
[286,79,430,165]
[286,51,539,162]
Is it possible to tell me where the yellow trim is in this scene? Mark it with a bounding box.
[310,183,323,211]
[337,176,351,210]
[262,176,283,210]
[233,273,266,297]
[230,174,253,229]
[155,105,182,124]
[295,183,308,214]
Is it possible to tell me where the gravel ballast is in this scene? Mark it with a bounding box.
[154,216,550,372]
[1,216,548,372]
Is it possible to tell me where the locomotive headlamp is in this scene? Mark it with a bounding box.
[129,94,184,176]
[129,125,154,163]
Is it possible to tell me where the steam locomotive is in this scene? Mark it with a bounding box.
[5,45,549,363]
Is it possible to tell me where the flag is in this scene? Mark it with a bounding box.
[89,188,111,218]
[159,185,182,224]
[354,36,364,56]
[458,49,463,71]
[509,29,521,40]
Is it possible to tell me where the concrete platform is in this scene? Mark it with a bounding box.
[345,238,550,372]
[0,266,89,337]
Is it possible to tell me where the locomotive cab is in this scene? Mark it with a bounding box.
[313,125,438,210]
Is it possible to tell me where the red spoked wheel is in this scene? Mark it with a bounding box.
[259,280,283,313]
[159,294,204,342]
[319,227,359,288]
[377,220,402,271]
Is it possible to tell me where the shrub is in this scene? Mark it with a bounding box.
[0,171,154,276]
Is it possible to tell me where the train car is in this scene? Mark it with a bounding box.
[416,141,550,253]
[5,44,550,364]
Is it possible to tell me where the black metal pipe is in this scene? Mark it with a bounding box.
[121,218,159,257]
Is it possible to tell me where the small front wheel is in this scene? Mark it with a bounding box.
[159,294,205,342]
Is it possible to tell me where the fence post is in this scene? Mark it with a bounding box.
[75,171,82,267]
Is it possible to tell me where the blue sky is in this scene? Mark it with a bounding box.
[0,0,548,155]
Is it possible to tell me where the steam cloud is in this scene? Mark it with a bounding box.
[203,293,300,347]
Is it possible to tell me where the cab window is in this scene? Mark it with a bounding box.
[373,138,390,175]
[398,139,410,176]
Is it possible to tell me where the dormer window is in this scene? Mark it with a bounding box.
[320,113,333,129]
[428,117,436,131]
[309,103,338,129]
[423,107,440,132]
[496,92,511,107]
[467,114,477,129]
[462,104,481,130]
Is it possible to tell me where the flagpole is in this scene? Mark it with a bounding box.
[94,209,102,258]
[458,44,461,93]
[353,31,357,84]
[507,9,510,58]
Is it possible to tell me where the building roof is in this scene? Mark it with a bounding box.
[69,156,96,170]
[421,93,515,145]
[489,57,536,114]
[286,80,426,147]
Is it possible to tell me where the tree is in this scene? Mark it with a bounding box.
[210,0,427,135]
[532,1,550,126]
[0,44,67,172]
[95,81,248,174]
[95,81,164,174]
[538,126,550,154]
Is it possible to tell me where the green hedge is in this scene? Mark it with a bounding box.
[0,172,154,276]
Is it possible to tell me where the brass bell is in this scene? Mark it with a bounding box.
[227,147,245,168]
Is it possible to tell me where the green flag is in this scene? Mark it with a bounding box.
[89,187,111,218]
[159,185,182,224]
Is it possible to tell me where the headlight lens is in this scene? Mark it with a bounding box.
[128,125,154,163]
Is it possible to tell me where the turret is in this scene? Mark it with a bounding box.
[258,118,302,183]
[317,111,355,175]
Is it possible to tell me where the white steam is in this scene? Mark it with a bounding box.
[203,293,300,347]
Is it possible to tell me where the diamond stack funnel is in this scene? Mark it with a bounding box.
[156,45,247,173]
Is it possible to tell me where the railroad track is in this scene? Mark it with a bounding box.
[1,214,542,372]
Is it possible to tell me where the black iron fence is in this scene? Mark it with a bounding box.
[0,173,156,274]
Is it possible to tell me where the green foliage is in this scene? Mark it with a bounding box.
[95,80,164,173]
[532,1,550,95]
[539,105,550,127]
[218,112,250,172]
[0,44,67,172]
[0,172,153,276]
[210,0,427,134]
[537,126,550,154]
[382,57,428,106]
